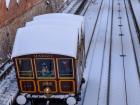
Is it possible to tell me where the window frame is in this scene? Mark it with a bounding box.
[37,80,57,93]
[34,58,56,79]
[20,80,36,93]
[56,58,75,79]
[59,80,75,93]
[15,58,34,79]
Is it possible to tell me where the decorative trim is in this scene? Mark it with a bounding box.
[15,58,34,79]
[56,58,74,79]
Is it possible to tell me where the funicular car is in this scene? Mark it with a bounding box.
[12,13,85,105]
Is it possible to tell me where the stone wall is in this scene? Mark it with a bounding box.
[0,0,65,62]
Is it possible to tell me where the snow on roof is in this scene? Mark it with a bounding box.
[6,0,20,8]
[34,13,84,21]
[12,26,79,58]
[6,0,10,7]
[12,13,84,58]
[20,20,83,41]
[30,13,84,29]
[26,19,84,29]
[25,20,83,37]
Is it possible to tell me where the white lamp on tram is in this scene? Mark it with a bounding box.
[16,95,27,105]
[66,97,76,105]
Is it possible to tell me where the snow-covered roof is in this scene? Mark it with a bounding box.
[24,23,82,40]
[26,19,84,30]
[25,20,83,37]
[6,0,10,7]
[12,13,84,58]
[6,0,20,8]
[33,13,84,21]
[26,13,84,29]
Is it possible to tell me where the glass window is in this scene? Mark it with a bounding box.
[60,81,74,92]
[21,81,35,92]
[38,81,56,92]
[17,59,33,77]
[35,59,55,78]
[58,59,73,77]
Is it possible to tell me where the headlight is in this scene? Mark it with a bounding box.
[44,87,51,94]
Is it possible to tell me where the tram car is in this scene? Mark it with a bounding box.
[11,13,85,105]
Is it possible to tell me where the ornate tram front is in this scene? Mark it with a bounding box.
[12,13,85,105]
[13,54,84,104]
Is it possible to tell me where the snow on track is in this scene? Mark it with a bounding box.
[84,0,104,54]
[124,0,140,77]
[121,0,140,105]
[129,0,140,31]
[83,0,112,104]
[109,0,127,105]
[83,0,140,105]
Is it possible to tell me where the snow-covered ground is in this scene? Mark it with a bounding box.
[0,67,18,105]
[82,0,140,105]
[83,0,112,104]
[129,0,140,30]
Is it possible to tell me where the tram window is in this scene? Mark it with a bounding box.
[38,81,56,92]
[58,59,73,77]
[35,59,55,78]
[16,59,33,77]
[60,81,74,92]
[21,81,35,92]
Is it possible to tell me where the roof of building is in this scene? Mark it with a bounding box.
[12,13,84,58]
[6,0,20,8]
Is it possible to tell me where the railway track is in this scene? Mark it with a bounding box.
[81,0,140,105]
[127,0,140,42]
[107,0,140,105]
[124,0,140,80]
[82,0,113,104]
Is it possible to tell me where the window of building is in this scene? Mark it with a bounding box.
[20,81,35,92]
[35,59,55,78]
[60,81,75,93]
[57,59,74,78]
[38,81,56,93]
[16,59,33,78]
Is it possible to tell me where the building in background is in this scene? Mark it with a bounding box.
[0,0,68,62]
